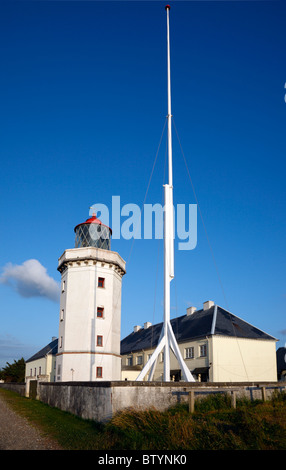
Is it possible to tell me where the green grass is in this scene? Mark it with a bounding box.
[1,388,286,450]
[0,388,105,450]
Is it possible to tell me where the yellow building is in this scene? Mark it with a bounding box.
[25,337,57,396]
[120,301,278,383]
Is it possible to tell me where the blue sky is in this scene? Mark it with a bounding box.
[0,0,285,368]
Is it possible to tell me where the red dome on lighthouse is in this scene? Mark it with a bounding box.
[74,214,112,234]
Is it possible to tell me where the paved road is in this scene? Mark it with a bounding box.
[0,392,62,450]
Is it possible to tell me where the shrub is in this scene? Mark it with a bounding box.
[194,392,231,412]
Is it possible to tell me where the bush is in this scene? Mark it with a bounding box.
[0,358,25,383]
[194,392,231,412]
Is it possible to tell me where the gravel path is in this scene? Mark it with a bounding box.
[0,392,62,450]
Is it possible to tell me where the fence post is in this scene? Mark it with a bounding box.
[261,386,266,402]
[189,390,195,413]
[231,391,236,409]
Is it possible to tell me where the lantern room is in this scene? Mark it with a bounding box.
[74,213,112,250]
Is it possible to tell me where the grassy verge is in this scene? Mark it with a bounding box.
[0,388,104,450]
[1,388,286,450]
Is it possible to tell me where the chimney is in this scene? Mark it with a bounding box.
[186,306,196,316]
[144,322,152,329]
[203,300,214,310]
[133,325,141,333]
[52,336,57,342]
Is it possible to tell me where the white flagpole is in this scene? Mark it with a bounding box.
[136,5,195,383]
[164,4,174,381]
[166,4,174,281]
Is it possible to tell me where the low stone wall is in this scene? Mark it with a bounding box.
[38,381,113,422]
[38,381,286,423]
[2,381,284,423]
[0,383,26,396]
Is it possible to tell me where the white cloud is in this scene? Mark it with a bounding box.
[0,259,60,302]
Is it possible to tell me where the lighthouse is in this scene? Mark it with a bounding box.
[56,213,126,382]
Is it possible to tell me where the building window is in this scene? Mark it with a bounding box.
[199,344,207,357]
[127,356,133,366]
[97,335,103,347]
[96,367,103,378]
[62,280,65,293]
[185,347,194,359]
[60,336,63,348]
[97,307,104,318]
[34,368,36,376]
[160,352,164,362]
[98,277,105,288]
[137,355,143,365]
[30,369,32,376]
[60,308,64,321]
[39,366,42,375]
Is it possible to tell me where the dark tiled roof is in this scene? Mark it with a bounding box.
[26,338,58,363]
[120,305,276,355]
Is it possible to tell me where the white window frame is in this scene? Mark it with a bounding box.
[199,344,207,357]
[185,346,194,359]
[137,355,143,365]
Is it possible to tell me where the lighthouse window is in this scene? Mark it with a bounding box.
[97,307,104,318]
[75,223,111,250]
[96,367,103,378]
[98,277,105,288]
[97,335,103,346]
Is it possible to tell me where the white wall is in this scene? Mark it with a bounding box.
[25,354,56,385]
[121,335,277,383]
[211,336,277,382]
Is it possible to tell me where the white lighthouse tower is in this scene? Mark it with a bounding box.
[56,213,126,382]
